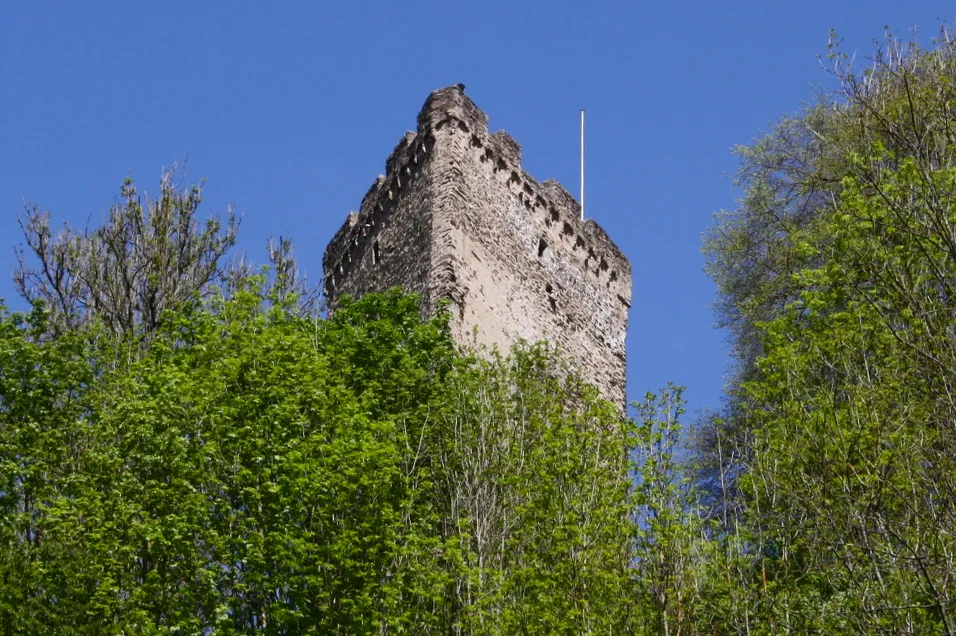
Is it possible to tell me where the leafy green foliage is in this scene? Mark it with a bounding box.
[16,24,956,635]
[702,27,956,632]
[0,287,633,634]
[434,345,632,634]
[629,387,710,635]
[14,167,239,337]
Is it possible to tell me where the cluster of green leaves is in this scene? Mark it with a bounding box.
[14,167,240,337]
[697,27,956,632]
[17,25,956,635]
[0,284,640,634]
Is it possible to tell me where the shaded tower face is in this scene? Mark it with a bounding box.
[323,86,632,406]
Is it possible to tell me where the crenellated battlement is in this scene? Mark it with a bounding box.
[323,127,433,297]
[417,85,489,138]
[326,85,630,307]
[431,89,631,305]
[323,85,632,406]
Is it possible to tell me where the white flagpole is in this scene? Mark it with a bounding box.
[580,109,585,221]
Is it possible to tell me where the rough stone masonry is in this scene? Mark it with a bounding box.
[323,85,632,406]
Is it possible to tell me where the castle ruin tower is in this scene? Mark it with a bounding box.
[322,86,632,406]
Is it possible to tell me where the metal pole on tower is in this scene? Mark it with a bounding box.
[580,109,585,221]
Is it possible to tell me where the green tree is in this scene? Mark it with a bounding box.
[704,27,956,632]
[435,344,632,634]
[14,166,239,337]
[0,285,633,634]
[629,386,706,635]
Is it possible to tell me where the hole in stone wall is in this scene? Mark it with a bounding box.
[562,222,574,236]
[537,237,548,258]
[497,158,507,172]
[372,241,380,265]
[545,282,553,293]
[551,209,560,223]
[458,120,470,133]
[610,270,618,282]
[600,258,609,272]
[575,236,585,250]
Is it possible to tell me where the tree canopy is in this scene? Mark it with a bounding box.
[0,283,645,634]
[7,24,956,635]
[699,28,956,632]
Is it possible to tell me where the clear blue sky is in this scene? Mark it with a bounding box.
[2,2,953,416]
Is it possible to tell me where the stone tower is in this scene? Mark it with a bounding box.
[323,86,632,405]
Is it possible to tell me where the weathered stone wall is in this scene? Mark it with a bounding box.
[324,85,632,406]
[323,131,438,312]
